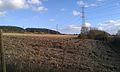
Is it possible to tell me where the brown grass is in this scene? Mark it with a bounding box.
[3,33,77,38]
[1,34,120,72]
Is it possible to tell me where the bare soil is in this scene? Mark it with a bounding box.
[1,34,120,72]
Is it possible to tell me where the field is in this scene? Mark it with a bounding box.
[1,33,120,72]
[3,33,77,38]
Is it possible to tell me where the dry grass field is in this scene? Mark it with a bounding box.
[1,33,120,72]
[3,33,77,38]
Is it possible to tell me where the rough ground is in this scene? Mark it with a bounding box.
[1,34,120,72]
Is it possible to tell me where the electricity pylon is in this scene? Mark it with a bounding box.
[80,0,89,35]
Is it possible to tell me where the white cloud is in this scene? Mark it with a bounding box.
[84,22,91,27]
[0,11,6,16]
[0,0,48,15]
[61,23,91,34]
[49,18,55,22]
[61,25,81,34]
[77,0,85,6]
[28,0,42,5]
[0,0,27,10]
[72,10,82,16]
[35,6,48,12]
[77,0,100,8]
[98,19,120,34]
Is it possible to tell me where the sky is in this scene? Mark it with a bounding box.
[0,0,120,34]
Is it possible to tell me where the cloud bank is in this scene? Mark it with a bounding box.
[61,19,120,35]
[60,23,91,34]
[98,20,120,35]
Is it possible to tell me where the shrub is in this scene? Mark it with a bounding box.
[78,30,111,41]
[110,36,120,46]
[88,30,110,40]
[78,34,88,39]
[107,36,120,55]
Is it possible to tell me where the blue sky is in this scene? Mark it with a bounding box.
[0,0,120,34]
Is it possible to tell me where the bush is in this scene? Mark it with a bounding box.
[108,36,120,55]
[110,36,120,46]
[78,34,88,39]
[78,30,111,41]
[88,30,110,40]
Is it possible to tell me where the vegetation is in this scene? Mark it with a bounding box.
[0,34,119,72]
[0,26,120,72]
[78,29,120,55]
[108,36,120,55]
[0,26,24,33]
[78,30,111,41]
[0,26,60,34]
[25,28,60,34]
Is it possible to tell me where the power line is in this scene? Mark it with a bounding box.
[60,0,120,30]
[82,0,120,21]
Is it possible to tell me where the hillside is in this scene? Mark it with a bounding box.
[1,34,120,72]
[0,26,60,34]
[25,28,60,34]
[0,26,24,33]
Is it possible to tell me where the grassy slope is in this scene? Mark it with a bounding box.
[1,33,120,72]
